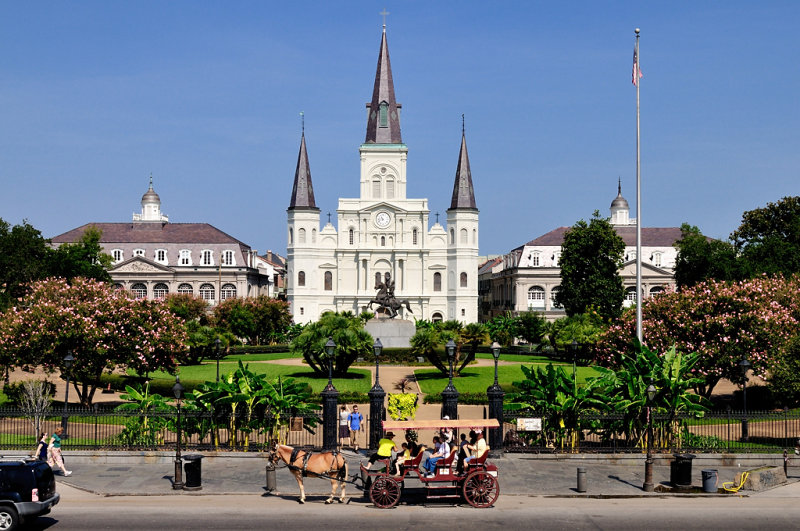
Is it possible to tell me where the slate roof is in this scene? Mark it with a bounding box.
[51,223,249,247]
[449,133,477,210]
[364,28,402,144]
[516,226,683,250]
[478,256,502,274]
[288,133,317,211]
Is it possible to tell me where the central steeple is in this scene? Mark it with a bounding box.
[364,27,402,144]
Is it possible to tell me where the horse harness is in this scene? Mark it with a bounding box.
[287,447,341,478]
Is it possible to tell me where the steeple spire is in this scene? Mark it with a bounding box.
[365,27,402,144]
[449,125,477,210]
[288,132,318,211]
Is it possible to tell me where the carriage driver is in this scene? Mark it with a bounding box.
[369,431,398,473]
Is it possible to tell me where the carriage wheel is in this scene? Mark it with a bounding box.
[369,477,401,508]
[462,471,499,508]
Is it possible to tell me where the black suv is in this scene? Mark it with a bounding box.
[0,459,60,530]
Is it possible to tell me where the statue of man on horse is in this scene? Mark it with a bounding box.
[368,272,412,319]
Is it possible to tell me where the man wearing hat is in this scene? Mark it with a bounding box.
[460,429,487,475]
[369,431,398,473]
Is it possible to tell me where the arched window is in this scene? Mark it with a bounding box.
[112,249,123,262]
[550,286,562,309]
[113,283,124,290]
[432,312,443,323]
[386,179,395,199]
[221,283,237,300]
[460,272,468,288]
[155,249,168,264]
[379,101,388,127]
[372,179,381,198]
[298,228,306,244]
[200,283,215,302]
[375,272,382,287]
[624,287,637,307]
[179,249,191,266]
[178,283,193,295]
[130,283,147,299]
[298,271,306,287]
[133,249,145,258]
[527,286,545,308]
[412,228,418,245]
[472,229,477,244]
[153,283,169,299]
[289,228,293,244]
[312,228,317,243]
[650,286,664,296]
[652,252,663,267]
[381,236,386,246]
[460,228,468,244]
[449,229,455,244]
[530,253,541,267]
[433,272,442,292]
[324,271,332,291]
[201,250,213,266]
[349,228,354,245]
[221,250,235,266]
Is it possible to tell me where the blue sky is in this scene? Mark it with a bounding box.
[2,1,798,256]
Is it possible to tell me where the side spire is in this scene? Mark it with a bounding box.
[288,130,318,211]
[449,123,477,210]
[365,27,402,144]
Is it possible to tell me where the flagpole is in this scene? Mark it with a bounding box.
[635,28,643,344]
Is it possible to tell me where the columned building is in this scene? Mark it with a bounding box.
[481,183,680,321]
[287,27,480,324]
[52,178,273,304]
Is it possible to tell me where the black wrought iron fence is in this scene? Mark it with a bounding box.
[0,406,326,451]
[502,409,800,454]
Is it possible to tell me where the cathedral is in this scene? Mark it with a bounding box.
[287,27,479,324]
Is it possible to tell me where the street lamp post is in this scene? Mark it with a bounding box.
[570,339,579,385]
[214,338,222,384]
[643,381,657,492]
[321,337,339,451]
[368,338,385,451]
[441,339,459,421]
[487,342,505,456]
[61,352,74,438]
[739,358,751,442]
[172,376,185,490]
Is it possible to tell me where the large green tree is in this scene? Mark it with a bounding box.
[555,211,626,320]
[47,226,112,283]
[731,196,800,277]
[673,223,740,289]
[0,219,51,310]
[290,311,372,376]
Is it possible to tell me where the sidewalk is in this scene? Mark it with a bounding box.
[45,451,800,499]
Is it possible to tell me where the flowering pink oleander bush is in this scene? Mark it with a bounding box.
[595,275,800,398]
[0,277,188,406]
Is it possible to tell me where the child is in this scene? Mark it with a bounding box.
[394,443,411,476]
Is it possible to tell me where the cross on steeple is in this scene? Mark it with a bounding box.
[380,8,389,28]
[462,114,465,135]
[435,212,440,224]
[327,212,332,224]
[300,111,305,134]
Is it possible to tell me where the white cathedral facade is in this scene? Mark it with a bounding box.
[287,28,479,324]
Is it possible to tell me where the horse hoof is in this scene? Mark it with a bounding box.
[325,499,333,504]
[338,498,345,504]
[298,499,305,504]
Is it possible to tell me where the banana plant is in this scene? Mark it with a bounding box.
[261,376,318,446]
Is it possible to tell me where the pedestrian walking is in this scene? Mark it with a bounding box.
[347,405,364,451]
[47,427,71,476]
[32,432,48,461]
[339,405,350,448]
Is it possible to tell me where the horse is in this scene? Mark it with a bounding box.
[267,444,348,504]
[368,298,413,318]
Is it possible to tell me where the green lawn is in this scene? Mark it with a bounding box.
[415,364,603,395]
[475,353,565,364]
[212,352,300,362]
[145,363,372,394]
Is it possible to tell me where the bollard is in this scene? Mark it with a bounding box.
[265,462,277,492]
[577,467,587,493]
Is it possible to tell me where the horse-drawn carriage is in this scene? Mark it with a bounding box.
[360,418,500,508]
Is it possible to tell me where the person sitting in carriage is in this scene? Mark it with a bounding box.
[369,431,398,473]
[421,435,450,478]
[459,429,487,475]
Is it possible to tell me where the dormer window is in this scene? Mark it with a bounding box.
[201,250,214,266]
[111,249,123,263]
[379,101,388,127]
[530,253,541,267]
[221,250,235,266]
[652,252,663,267]
[133,249,145,258]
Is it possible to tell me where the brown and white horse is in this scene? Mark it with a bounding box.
[268,444,348,504]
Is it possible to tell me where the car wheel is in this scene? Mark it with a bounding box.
[0,505,19,531]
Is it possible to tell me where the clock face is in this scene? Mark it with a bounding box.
[375,212,391,228]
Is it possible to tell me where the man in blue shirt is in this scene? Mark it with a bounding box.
[347,405,364,451]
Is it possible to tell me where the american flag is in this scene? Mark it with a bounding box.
[632,48,642,86]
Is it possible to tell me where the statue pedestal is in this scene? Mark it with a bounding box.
[365,318,415,348]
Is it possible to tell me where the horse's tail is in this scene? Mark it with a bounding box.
[405,300,413,313]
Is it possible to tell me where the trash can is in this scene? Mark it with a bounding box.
[183,454,203,491]
[701,469,718,493]
[265,461,277,492]
[670,453,695,488]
